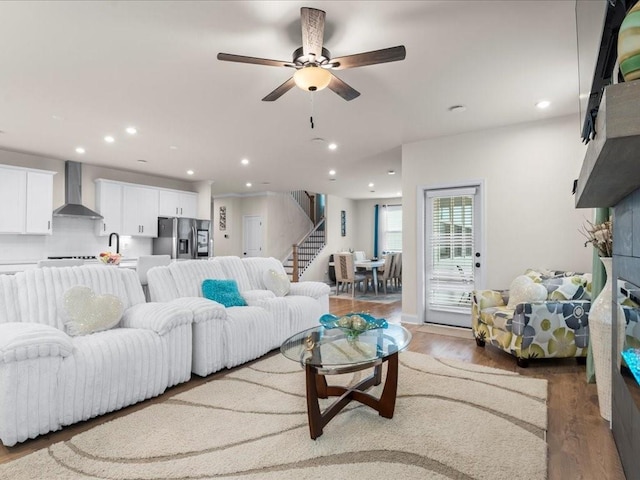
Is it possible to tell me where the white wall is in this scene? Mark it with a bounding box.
[401,115,593,322]
[301,195,356,282]
[353,197,402,258]
[212,192,312,261]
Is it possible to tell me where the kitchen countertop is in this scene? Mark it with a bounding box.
[0,258,138,275]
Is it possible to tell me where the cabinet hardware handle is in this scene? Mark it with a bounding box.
[48,220,50,230]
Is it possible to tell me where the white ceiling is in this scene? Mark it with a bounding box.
[0,1,606,199]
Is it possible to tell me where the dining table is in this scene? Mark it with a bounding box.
[354,258,385,295]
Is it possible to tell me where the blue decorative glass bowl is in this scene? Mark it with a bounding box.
[319,312,388,341]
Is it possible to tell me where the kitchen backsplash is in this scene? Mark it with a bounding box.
[0,217,152,262]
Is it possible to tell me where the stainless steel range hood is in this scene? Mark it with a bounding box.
[52,161,103,219]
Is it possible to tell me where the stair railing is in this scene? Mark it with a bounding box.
[290,217,325,281]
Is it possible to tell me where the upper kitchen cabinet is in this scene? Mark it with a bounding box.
[95,180,123,236]
[158,189,197,218]
[0,165,54,235]
[25,171,54,234]
[95,180,158,237]
[121,184,159,237]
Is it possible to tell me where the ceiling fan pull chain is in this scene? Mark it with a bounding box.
[310,92,315,129]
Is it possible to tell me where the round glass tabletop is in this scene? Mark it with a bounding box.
[280,323,412,374]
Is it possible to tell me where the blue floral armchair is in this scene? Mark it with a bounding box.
[472,270,591,367]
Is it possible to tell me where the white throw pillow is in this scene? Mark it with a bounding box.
[506,275,547,309]
[63,285,124,336]
[262,269,290,297]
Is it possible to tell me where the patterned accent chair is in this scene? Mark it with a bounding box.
[472,270,592,367]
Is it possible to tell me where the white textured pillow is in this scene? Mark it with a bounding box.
[507,276,548,309]
[262,269,290,297]
[63,286,124,336]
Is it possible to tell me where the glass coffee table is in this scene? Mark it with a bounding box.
[280,323,412,439]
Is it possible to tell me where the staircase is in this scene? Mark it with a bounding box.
[283,218,325,281]
[283,190,326,280]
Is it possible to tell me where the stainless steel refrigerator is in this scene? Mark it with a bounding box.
[153,217,211,259]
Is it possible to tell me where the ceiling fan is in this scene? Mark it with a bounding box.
[217,7,406,102]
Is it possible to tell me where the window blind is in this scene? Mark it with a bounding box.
[381,205,402,252]
[429,194,474,312]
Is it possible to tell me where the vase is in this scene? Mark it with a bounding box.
[589,256,625,421]
[618,2,640,82]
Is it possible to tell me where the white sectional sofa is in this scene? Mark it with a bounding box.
[147,256,330,376]
[0,266,193,447]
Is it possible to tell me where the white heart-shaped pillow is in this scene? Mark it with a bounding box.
[63,285,124,336]
[507,275,548,309]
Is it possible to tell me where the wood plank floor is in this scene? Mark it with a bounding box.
[0,297,628,479]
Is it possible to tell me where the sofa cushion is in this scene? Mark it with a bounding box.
[543,275,589,301]
[262,269,290,297]
[63,285,124,336]
[202,279,247,307]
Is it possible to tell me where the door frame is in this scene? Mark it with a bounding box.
[416,180,486,326]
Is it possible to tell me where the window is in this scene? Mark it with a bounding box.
[428,190,475,312]
[379,204,402,252]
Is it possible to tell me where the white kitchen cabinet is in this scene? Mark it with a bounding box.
[122,185,159,237]
[95,180,123,236]
[158,189,197,218]
[0,165,54,235]
[25,171,54,234]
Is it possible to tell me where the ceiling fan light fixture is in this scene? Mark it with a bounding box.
[294,65,331,92]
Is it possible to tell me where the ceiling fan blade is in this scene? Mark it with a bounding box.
[262,77,296,102]
[217,53,292,68]
[328,74,360,101]
[330,45,406,70]
[301,7,325,58]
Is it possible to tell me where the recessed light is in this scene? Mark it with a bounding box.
[126,126,137,135]
[187,170,194,175]
[137,159,147,163]
[448,105,466,113]
[368,182,374,188]
[241,158,249,165]
[535,100,551,109]
[51,115,64,121]
[329,169,336,176]
[328,143,337,150]
[396,191,402,196]
[75,147,85,154]
[311,137,325,144]
[169,145,178,150]
[329,178,336,182]
[387,170,396,175]
[104,135,115,143]
[261,181,271,185]
[246,182,252,187]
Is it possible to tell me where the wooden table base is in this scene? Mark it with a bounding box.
[304,351,399,439]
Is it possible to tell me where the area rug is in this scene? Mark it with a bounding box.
[0,351,548,480]
[330,291,402,304]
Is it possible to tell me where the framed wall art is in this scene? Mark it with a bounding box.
[340,210,346,237]
[219,206,226,231]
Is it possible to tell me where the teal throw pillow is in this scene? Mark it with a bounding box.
[202,279,247,307]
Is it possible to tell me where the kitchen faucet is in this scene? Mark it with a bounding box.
[108,232,120,254]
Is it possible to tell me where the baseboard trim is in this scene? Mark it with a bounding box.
[418,323,473,339]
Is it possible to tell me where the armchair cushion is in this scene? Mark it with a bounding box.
[543,275,591,301]
[121,302,193,336]
[507,276,547,308]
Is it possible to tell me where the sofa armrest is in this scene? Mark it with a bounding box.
[166,297,227,323]
[121,303,193,336]
[289,281,331,299]
[0,323,73,363]
[473,290,507,310]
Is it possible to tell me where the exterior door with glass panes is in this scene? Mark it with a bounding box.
[424,185,482,328]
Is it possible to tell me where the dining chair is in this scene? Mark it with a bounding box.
[377,253,396,294]
[391,252,402,289]
[335,252,368,297]
[137,255,172,301]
